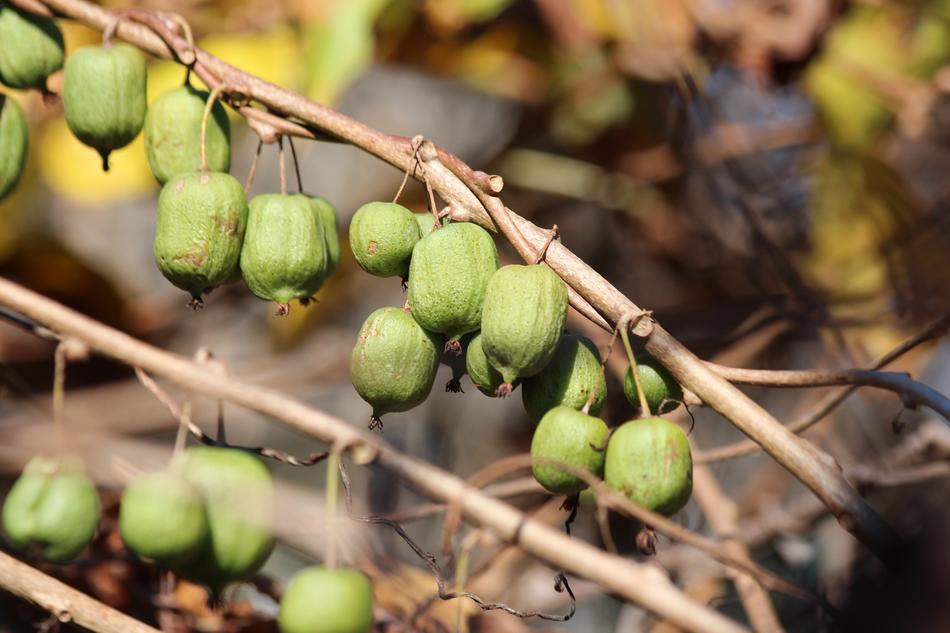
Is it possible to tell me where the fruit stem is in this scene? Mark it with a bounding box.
[287,136,304,193]
[171,399,192,460]
[278,136,287,196]
[325,449,341,570]
[620,322,651,417]
[200,85,225,172]
[52,342,68,455]
[244,140,263,195]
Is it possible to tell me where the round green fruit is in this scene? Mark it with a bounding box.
[0,95,28,201]
[145,85,230,184]
[408,222,498,350]
[351,306,441,425]
[154,171,249,303]
[278,566,374,633]
[308,195,340,277]
[530,406,608,496]
[63,43,147,170]
[604,418,692,516]
[0,4,64,91]
[119,468,208,566]
[175,446,275,592]
[240,193,329,313]
[522,333,606,423]
[623,353,682,414]
[348,201,419,278]
[465,331,509,396]
[2,456,100,563]
[480,264,568,395]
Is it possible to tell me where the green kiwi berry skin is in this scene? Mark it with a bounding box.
[623,353,683,414]
[349,201,420,278]
[0,4,64,90]
[0,96,28,201]
[522,334,606,422]
[531,406,609,496]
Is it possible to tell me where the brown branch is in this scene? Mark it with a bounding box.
[15,0,900,563]
[0,549,159,633]
[0,278,746,633]
[706,364,950,425]
[692,465,786,633]
[698,314,950,463]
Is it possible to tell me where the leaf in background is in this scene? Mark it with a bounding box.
[303,0,391,105]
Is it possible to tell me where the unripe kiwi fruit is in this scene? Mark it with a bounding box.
[623,353,682,414]
[308,195,340,277]
[604,418,692,516]
[0,4,64,91]
[522,334,606,422]
[530,406,609,496]
[119,467,208,566]
[173,446,275,593]
[63,43,147,171]
[408,222,498,351]
[145,85,231,184]
[154,171,249,304]
[465,331,511,396]
[480,264,568,395]
[278,566,375,633]
[349,201,420,278]
[351,306,441,426]
[240,193,329,314]
[2,456,100,563]
[0,95,28,201]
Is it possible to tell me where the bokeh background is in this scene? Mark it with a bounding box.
[2,0,950,631]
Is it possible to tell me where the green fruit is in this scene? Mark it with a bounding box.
[145,85,231,184]
[0,95,28,201]
[408,222,499,349]
[465,331,510,396]
[414,212,437,235]
[0,4,64,91]
[530,406,609,496]
[351,306,441,425]
[308,195,340,276]
[63,43,147,170]
[175,447,275,592]
[522,334,606,423]
[604,418,692,516]
[2,456,100,563]
[480,264,568,395]
[240,193,329,313]
[348,201,420,278]
[278,566,374,633]
[119,468,208,566]
[623,353,682,414]
[154,171,249,303]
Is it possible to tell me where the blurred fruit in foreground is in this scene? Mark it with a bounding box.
[2,455,100,563]
[0,95,28,201]
[279,566,375,633]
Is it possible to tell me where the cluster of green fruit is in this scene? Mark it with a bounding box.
[0,4,340,311]
[2,445,375,633]
[345,202,692,515]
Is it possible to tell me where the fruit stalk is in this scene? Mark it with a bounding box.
[200,84,225,172]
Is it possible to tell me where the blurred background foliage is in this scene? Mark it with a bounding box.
[3,0,950,631]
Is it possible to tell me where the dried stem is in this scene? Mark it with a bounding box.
[620,315,651,416]
[199,85,225,172]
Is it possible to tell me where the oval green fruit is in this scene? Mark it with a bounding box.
[522,333,606,423]
[119,468,208,566]
[308,195,340,276]
[63,43,147,170]
[240,193,329,313]
[465,331,509,397]
[2,456,100,563]
[0,95,28,201]
[531,406,608,496]
[351,306,440,426]
[349,201,419,278]
[604,418,692,516]
[408,222,498,350]
[175,446,275,592]
[480,264,568,395]
[0,4,64,91]
[278,566,374,633]
[623,353,682,414]
[145,85,230,184]
[154,171,249,303]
